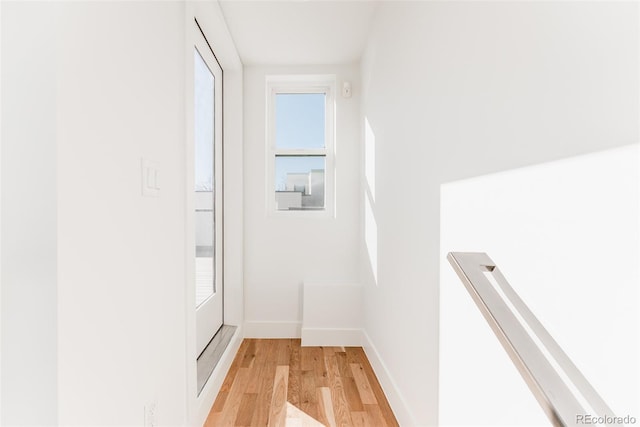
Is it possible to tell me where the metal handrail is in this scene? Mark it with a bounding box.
[447,252,615,427]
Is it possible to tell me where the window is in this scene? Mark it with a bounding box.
[267,76,335,215]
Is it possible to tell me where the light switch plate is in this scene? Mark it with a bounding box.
[141,158,160,197]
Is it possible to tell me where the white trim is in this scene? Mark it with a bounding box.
[244,321,302,338]
[193,325,244,427]
[301,328,363,347]
[265,75,336,218]
[362,330,417,427]
[266,74,335,84]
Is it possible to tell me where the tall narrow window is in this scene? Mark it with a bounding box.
[267,77,335,214]
[194,48,215,307]
[192,32,224,359]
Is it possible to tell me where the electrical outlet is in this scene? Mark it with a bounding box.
[144,401,157,427]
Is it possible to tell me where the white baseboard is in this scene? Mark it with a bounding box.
[243,321,301,338]
[301,328,363,347]
[194,324,244,427]
[362,330,417,426]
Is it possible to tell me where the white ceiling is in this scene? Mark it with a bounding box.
[218,1,379,65]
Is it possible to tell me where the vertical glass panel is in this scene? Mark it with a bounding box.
[275,93,325,149]
[194,48,215,307]
[275,156,325,210]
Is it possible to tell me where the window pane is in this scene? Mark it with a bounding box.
[275,156,325,210]
[275,93,325,149]
[194,48,215,307]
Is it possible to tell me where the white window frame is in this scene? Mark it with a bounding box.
[266,75,336,217]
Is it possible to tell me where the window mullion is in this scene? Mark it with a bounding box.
[274,149,327,157]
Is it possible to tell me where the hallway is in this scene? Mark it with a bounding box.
[1,1,638,425]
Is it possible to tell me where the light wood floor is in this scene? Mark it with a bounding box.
[205,339,399,427]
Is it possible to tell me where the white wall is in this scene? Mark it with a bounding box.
[243,64,361,337]
[55,3,189,424]
[360,2,638,425]
[1,3,59,424]
[1,1,243,425]
[440,145,639,425]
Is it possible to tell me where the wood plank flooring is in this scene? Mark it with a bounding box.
[205,339,399,427]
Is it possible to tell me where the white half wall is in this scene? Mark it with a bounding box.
[440,145,639,425]
[360,2,638,425]
[243,64,361,337]
[301,283,362,346]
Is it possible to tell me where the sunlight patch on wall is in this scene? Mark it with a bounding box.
[365,191,378,285]
[364,117,376,201]
[363,117,379,285]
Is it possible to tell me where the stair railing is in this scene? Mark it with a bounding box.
[447,252,617,427]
